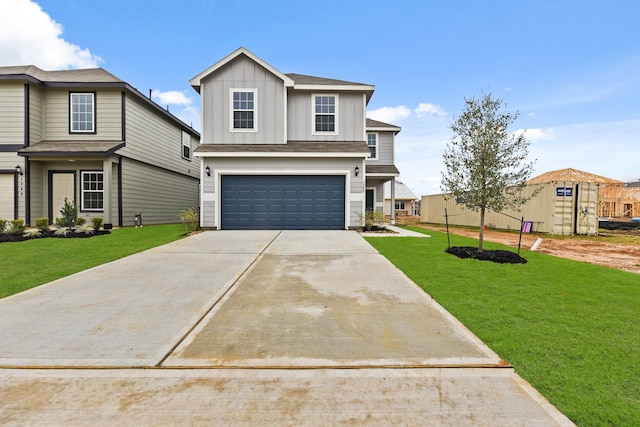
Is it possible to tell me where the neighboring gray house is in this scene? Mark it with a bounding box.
[0,66,200,228]
[190,47,400,230]
[383,179,418,216]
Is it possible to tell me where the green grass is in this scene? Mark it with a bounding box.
[0,224,189,299]
[366,227,640,426]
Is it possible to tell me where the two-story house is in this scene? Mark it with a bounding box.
[190,47,399,230]
[0,66,200,228]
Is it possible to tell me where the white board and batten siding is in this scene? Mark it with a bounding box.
[287,91,366,142]
[201,55,286,144]
[420,182,599,235]
[366,131,394,165]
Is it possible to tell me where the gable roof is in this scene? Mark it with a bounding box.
[287,73,375,103]
[528,168,622,185]
[0,65,123,85]
[189,47,375,102]
[190,47,294,93]
[384,179,417,200]
[0,65,199,138]
[366,118,401,133]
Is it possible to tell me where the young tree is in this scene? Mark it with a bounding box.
[441,92,536,253]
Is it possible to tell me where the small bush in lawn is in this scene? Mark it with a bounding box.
[76,217,86,226]
[179,207,200,231]
[36,217,49,232]
[58,198,78,227]
[92,217,103,231]
[0,219,8,234]
[8,219,25,235]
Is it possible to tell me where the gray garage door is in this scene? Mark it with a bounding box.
[221,175,345,230]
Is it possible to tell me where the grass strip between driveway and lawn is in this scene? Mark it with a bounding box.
[365,226,639,427]
[0,224,189,299]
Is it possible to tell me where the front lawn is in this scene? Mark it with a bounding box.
[366,227,639,426]
[0,224,188,299]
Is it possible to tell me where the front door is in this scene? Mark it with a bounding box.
[50,172,75,221]
[0,173,15,219]
[365,189,374,212]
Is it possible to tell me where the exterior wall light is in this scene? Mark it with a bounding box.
[354,166,359,177]
[205,166,211,177]
[15,165,23,176]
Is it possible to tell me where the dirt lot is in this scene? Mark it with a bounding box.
[411,223,640,274]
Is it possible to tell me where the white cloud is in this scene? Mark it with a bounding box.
[152,89,192,106]
[367,105,411,123]
[414,103,447,119]
[152,89,200,130]
[514,128,555,141]
[0,0,103,69]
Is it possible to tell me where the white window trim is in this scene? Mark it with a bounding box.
[229,88,257,133]
[81,171,104,212]
[311,93,339,135]
[181,131,191,160]
[70,92,95,133]
[367,132,378,160]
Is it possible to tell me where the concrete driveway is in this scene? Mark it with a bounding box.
[0,230,573,425]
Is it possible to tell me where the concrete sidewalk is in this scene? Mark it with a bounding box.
[0,230,574,425]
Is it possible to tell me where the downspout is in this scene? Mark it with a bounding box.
[117,156,123,227]
[24,83,31,223]
[390,179,396,225]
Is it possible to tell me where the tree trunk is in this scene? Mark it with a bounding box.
[478,207,485,253]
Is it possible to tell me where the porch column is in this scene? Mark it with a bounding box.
[102,158,113,228]
[390,179,396,225]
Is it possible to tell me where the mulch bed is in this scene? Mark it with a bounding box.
[445,246,527,264]
[0,230,110,243]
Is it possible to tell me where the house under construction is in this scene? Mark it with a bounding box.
[528,168,640,219]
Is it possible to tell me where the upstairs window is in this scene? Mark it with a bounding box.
[231,89,256,131]
[367,133,378,159]
[181,131,191,160]
[313,94,338,134]
[70,93,95,133]
[81,171,104,211]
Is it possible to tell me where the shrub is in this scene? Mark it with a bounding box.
[76,217,86,226]
[54,227,71,237]
[92,217,103,231]
[8,219,26,235]
[36,217,49,232]
[58,198,78,227]
[73,224,93,235]
[0,219,8,234]
[357,210,386,230]
[179,207,200,231]
[23,229,43,239]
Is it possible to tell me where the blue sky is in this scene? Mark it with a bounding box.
[1,0,639,196]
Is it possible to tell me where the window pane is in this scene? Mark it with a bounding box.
[82,171,104,211]
[232,91,255,129]
[71,93,94,132]
[314,96,335,132]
